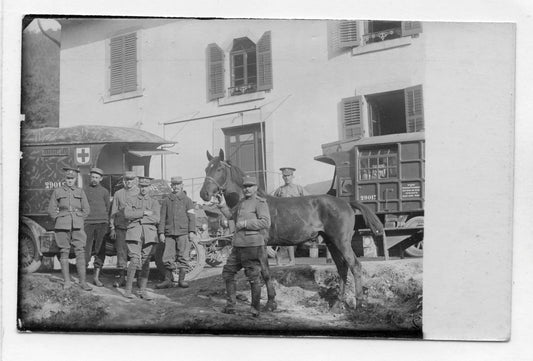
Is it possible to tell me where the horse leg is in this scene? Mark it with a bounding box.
[335,239,364,307]
[260,247,277,312]
[325,241,348,311]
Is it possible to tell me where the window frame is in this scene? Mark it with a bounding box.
[229,45,258,96]
[104,30,143,103]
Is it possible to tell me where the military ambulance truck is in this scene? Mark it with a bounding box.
[19,125,178,273]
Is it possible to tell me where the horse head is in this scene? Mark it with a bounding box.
[200,149,244,207]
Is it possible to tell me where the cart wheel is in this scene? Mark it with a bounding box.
[404,216,424,258]
[19,226,42,273]
[172,238,206,281]
[205,245,232,267]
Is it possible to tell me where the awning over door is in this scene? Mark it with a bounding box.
[128,149,178,157]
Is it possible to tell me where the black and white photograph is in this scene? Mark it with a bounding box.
[2,0,531,360]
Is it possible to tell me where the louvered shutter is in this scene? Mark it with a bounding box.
[207,43,225,101]
[404,85,424,132]
[401,21,423,37]
[342,96,363,139]
[339,21,360,48]
[109,33,138,96]
[256,31,273,91]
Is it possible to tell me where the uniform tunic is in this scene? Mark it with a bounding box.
[47,184,90,256]
[84,183,110,268]
[221,194,271,283]
[110,185,139,268]
[272,183,308,198]
[158,191,196,270]
[124,193,160,267]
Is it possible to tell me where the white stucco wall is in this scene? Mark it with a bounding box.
[60,19,426,198]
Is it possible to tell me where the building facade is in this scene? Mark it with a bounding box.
[59,19,512,203]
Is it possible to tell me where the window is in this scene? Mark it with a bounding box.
[340,85,424,140]
[207,31,273,101]
[330,20,422,52]
[230,38,257,95]
[359,147,398,181]
[106,32,142,101]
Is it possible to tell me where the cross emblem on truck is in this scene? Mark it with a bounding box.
[76,147,90,164]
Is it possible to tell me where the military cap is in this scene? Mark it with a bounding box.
[62,167,80,178]
[170,176,183,185]
[242,175,257,186]
[123,171,136,180]
[138,177,153,187]
[280,167,296,176]
[90,167,104,176]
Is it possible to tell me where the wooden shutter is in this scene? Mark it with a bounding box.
[207,43,225,101]
[342,96,363,139]
[404,85,424,132]
[109,32,138,96]
[257,31,273,91]
[339,21,360,48]
[401,21,423,37]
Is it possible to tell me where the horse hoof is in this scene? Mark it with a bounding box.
[330,300,344,314]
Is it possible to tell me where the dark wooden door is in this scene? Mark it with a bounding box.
[223,123,266,189]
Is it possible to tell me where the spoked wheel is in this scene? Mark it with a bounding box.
[404,216,424,258]
[171,238,206,281]
[19,226,41,273]
[205,244,232,267]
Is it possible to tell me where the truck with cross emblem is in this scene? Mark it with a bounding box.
[18,125,181,273]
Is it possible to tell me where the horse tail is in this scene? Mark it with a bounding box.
[349,201,384,236]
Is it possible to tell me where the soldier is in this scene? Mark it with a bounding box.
[109,171,139,288]
[217,175,271,317]
[156,176,196,289]
[84,167,110,287]
[47,167,92,290]
[272,167,308,266]
[123,177,160,299]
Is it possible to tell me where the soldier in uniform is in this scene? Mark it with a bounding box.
[47,167,92,290]
[217,175,271,317]
[84,167,110,287]
[156,176,196,289]
[272,167,308,266]
[123,177,160,299]
[109,171,139,288]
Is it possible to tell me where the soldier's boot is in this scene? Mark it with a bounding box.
[60,258,71,289]
[93,267,104,287]
[250,281,262,317]
[76,255,92,291]
[178,268,189,288]
[222,280,237,314]
[123,263,137,299]
[138,262,153,300]
[155,270,173,289]
[263,281,277,312]
[113,270,126,288]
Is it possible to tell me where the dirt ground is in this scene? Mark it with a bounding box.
[17,258,422,338]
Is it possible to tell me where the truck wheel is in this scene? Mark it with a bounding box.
[19,226,42,273]
[404,216,424,258]
[172,238,206,282]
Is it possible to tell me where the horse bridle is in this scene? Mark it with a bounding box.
[205,160,231,195]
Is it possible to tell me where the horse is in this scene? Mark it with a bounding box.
[199,149,384,309]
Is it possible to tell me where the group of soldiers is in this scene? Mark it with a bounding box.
[47,164,306,316]
[47,167,195,300]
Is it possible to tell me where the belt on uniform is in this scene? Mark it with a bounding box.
[59,207,81,212]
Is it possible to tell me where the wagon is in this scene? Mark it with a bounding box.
[316,132,425,258]
[18,125,205,280]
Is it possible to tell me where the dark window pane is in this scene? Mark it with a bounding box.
[233,54,244,66]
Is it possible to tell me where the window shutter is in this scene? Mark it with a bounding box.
[207,43,225,101]
[339,21,360,48]
[404,85,424,132]
[401,21,423,37]
[342,96,363,140]
[109,33,138,96]
[256,31,273,91]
